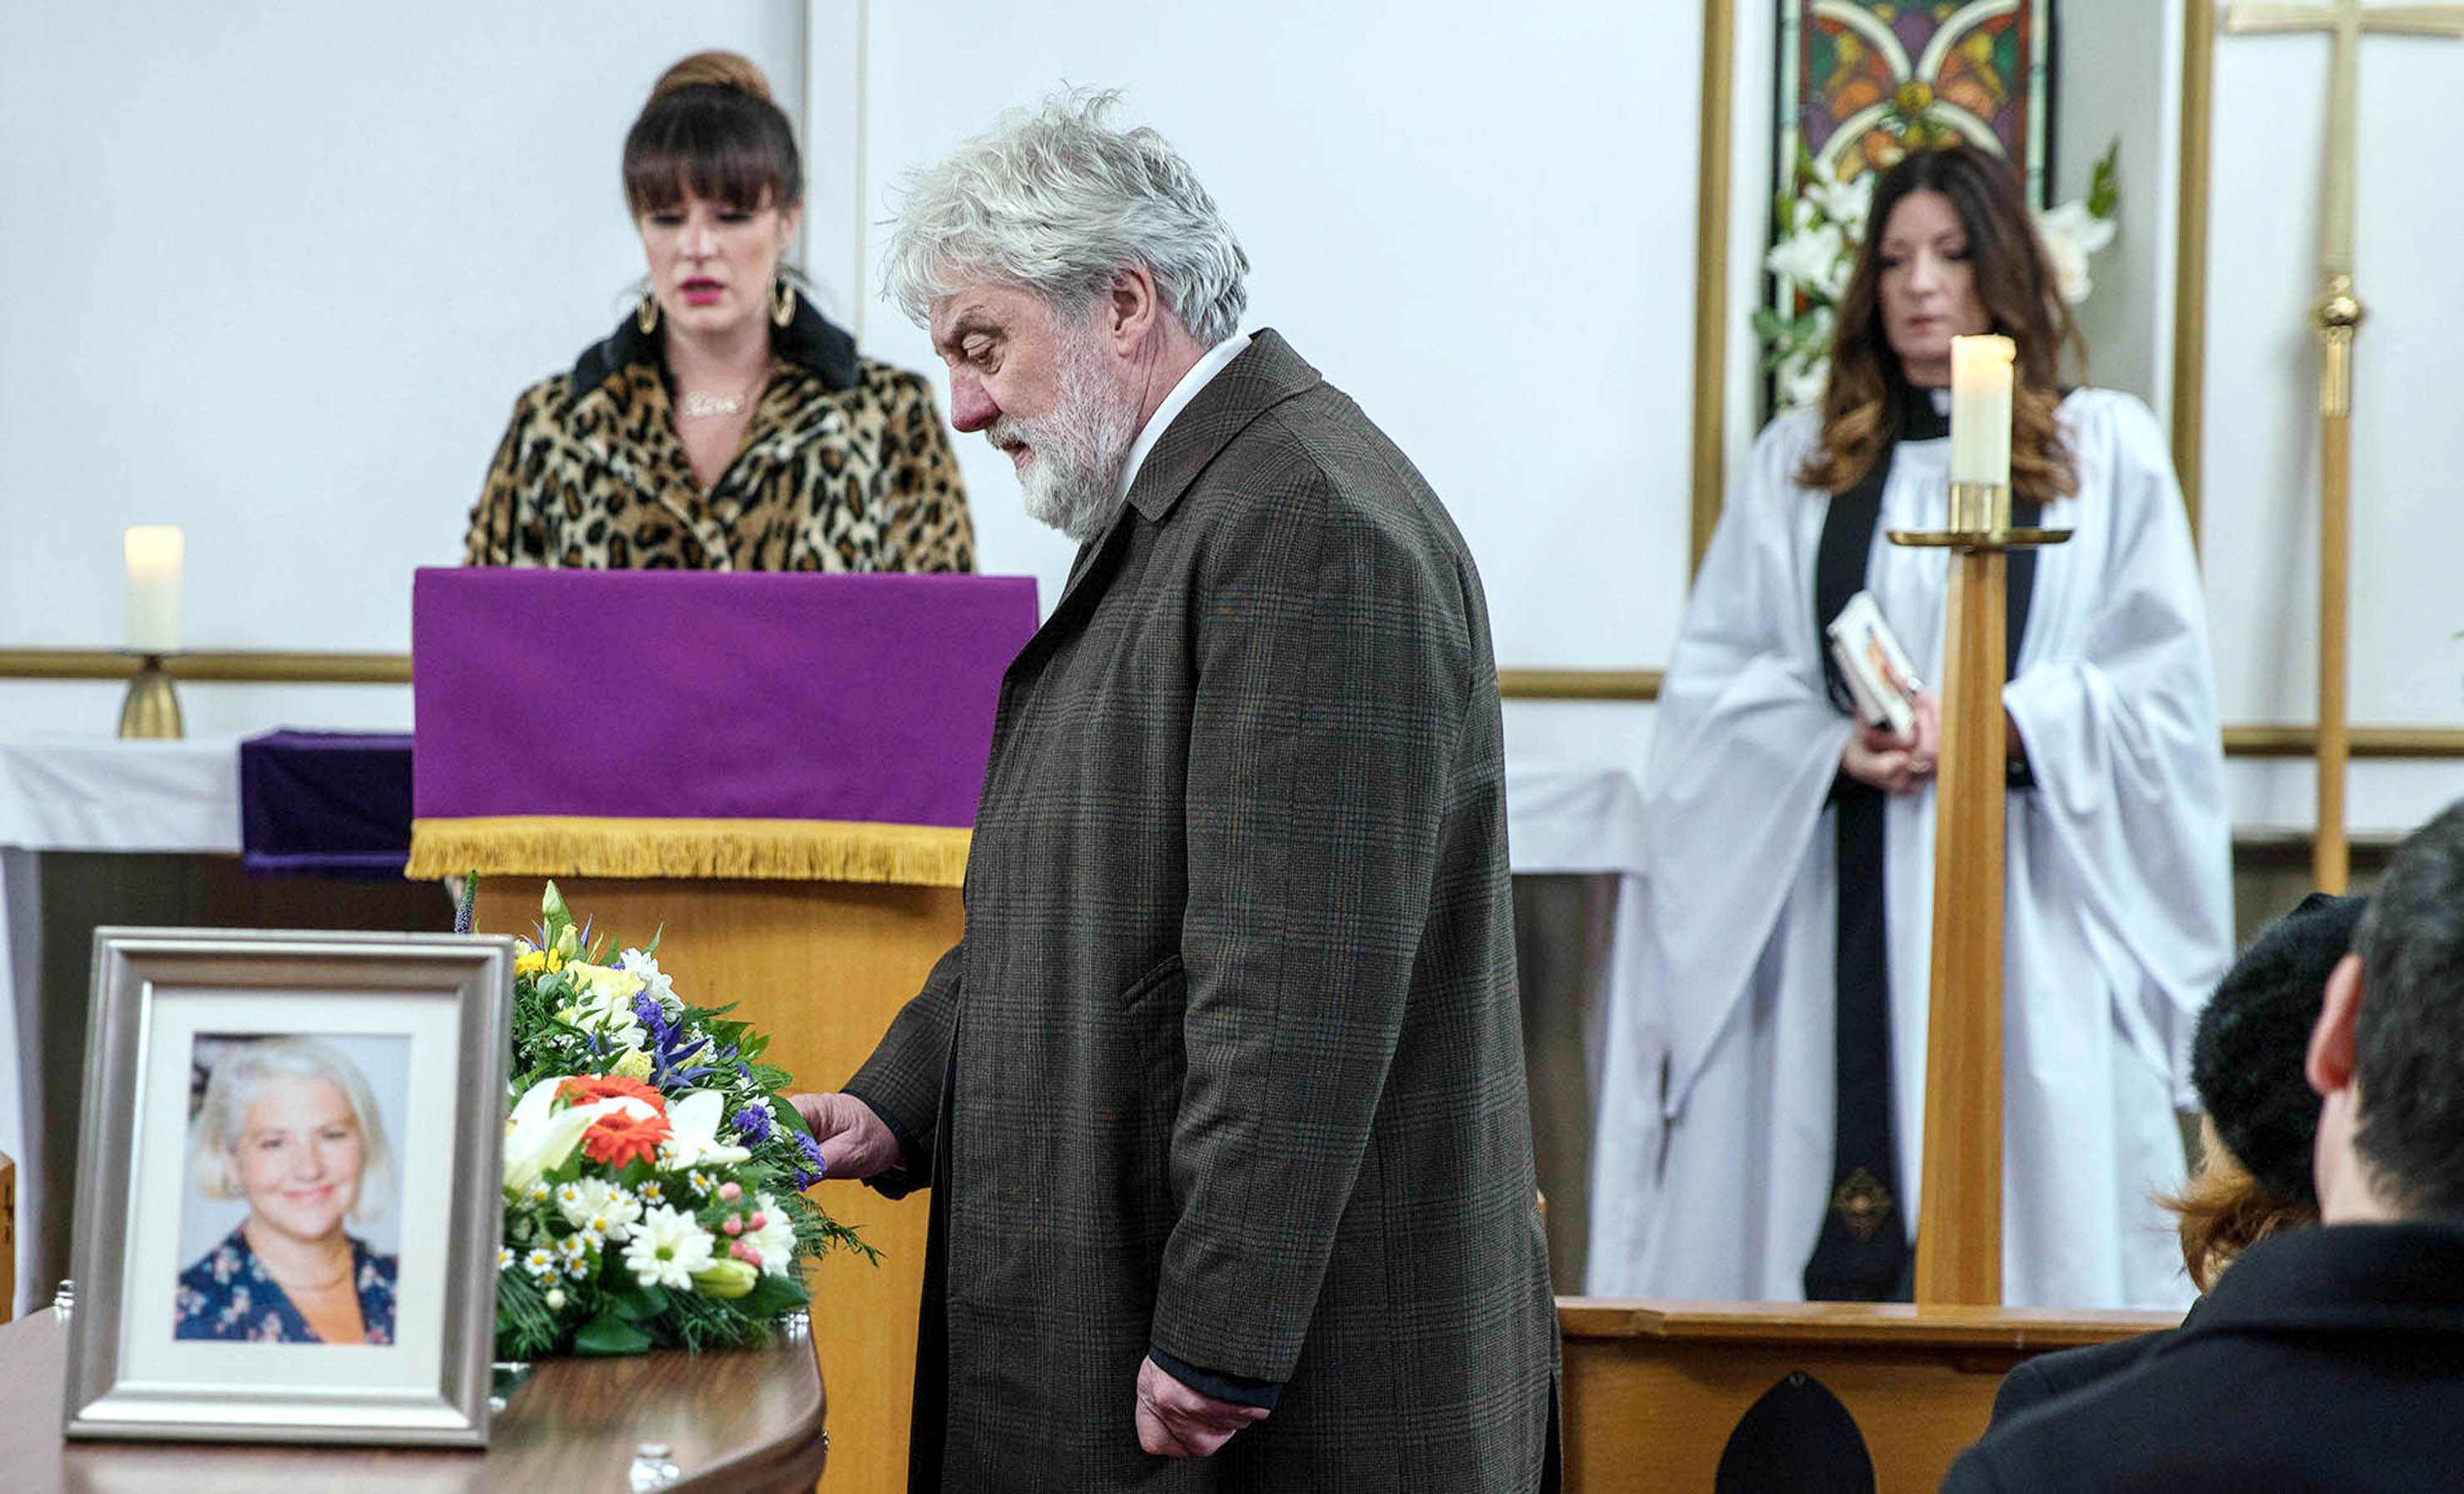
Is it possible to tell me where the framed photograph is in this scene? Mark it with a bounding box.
[62,929,514,1446]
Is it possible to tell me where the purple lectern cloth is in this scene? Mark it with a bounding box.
[411,570,1039,825]
[239,730,417,878]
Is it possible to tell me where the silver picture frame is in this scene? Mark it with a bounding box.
[62,928,514,1446]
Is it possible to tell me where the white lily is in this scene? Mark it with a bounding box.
[503,1076,661,1194]
[2033,201,2118,305]
[1765,222,1848,303]
[1776,353,1831,412]
[1805,166,1874,240]
[658,1089,753,1172]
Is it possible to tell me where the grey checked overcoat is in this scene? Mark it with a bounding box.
[845,331,1561,1491]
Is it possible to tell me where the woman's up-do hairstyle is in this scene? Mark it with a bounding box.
[622,51,804,218]
[881,88,1249,345]
[1796,144,2084,510]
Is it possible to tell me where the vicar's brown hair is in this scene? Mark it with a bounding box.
[1796,146,2082,507]
[622,51,804,217]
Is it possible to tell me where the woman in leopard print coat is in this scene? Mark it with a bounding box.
[462,51,973,573]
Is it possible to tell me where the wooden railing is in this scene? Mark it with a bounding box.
[6,652,2461,760]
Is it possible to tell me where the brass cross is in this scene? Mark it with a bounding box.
[2224,0,2464,893]
[2225,0,2464,278]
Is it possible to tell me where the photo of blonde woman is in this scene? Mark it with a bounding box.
[173,1036,407,1345]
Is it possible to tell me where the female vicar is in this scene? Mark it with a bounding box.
[1587,144,2230,1310]
[462,52,974,571]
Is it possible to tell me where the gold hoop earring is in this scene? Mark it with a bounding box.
[637,294,660,334]
[772,277,796,328]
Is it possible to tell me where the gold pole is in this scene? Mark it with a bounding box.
[2173,0,2216,542]
[1887,493,2069,1308]
[1912,548,2008,1306]
[2313,276,2364,893]
[1688,0,1736,576]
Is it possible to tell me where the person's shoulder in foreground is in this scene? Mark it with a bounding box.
[1947,800,2464,1493]
[1943,1222,2464,1493]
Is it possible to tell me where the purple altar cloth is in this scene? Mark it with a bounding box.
[411,570,1038,825]
[240,730,416,878]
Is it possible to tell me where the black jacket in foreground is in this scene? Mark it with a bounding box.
[1942,1221,2464,1492]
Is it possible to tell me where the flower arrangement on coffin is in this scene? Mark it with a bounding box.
[492,882,874,1358]
[1756,122,2121,412]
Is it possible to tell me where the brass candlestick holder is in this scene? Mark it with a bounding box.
[1887,481,2074,553]
[116,653,184,739]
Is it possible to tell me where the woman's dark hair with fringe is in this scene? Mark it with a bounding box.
[1796,145,2084,507]
[622,52,803,218]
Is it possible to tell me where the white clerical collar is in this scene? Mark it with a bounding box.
[1116,331,1253,502]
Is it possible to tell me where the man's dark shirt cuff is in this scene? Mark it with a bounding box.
[1150,1346,1283,1411]
[847,1091,923,1197]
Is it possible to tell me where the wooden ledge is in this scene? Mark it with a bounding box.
[1557,1296,2177,1350]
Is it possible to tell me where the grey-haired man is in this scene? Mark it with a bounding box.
[792,91,1560,1492]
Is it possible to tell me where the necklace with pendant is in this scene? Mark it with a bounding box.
[678,389,748,420]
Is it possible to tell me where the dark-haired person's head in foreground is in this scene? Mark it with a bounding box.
[1984,891,2361,1428]
[2172,889,2366,1287]
[1945,801,2464,1493]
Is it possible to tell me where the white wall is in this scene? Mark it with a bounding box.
[6,3,2455,838]
[0,1,804,736]
[2054,0,2179,415]
[848,3,1702,789]
[857,1,1701,708]
[2199,10,2464,834]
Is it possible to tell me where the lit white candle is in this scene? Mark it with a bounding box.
[1949,334,2015,487]
[124,526,184,654]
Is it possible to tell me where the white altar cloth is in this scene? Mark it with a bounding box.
[0,744,1650,1320]
[0,737,243,1315]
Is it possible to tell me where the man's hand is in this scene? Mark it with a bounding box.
[1134,1355,1269,1458]
[1839,689,1941,795]
[787,1092,903,1181]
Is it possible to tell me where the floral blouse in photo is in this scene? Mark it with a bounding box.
[173,1224,397,1345]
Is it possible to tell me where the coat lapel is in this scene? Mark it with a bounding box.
[1122,328,1322,525]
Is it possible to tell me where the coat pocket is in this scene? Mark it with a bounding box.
[1118,952,1187,1012]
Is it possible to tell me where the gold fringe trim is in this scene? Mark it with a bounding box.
[406,815,970,886]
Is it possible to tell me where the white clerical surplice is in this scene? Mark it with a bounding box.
[1589,388,2232,1310]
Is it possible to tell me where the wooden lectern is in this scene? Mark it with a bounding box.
[409,569,1039,1494]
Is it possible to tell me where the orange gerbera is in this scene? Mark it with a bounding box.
[581,1108,672,1169]
[559,1074,665,1110]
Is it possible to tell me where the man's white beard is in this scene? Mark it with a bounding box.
[990,326,1140,544]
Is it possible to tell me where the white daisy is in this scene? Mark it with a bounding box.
[622,1204,715,1290]
[743,1193,798,1276]
[639,1180,665,1205]
[496,1246,514,1273]
[558,1176,639,1232]
[522,1248,559,1280]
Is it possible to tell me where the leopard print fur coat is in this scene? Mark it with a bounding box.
[462,297,974,572]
